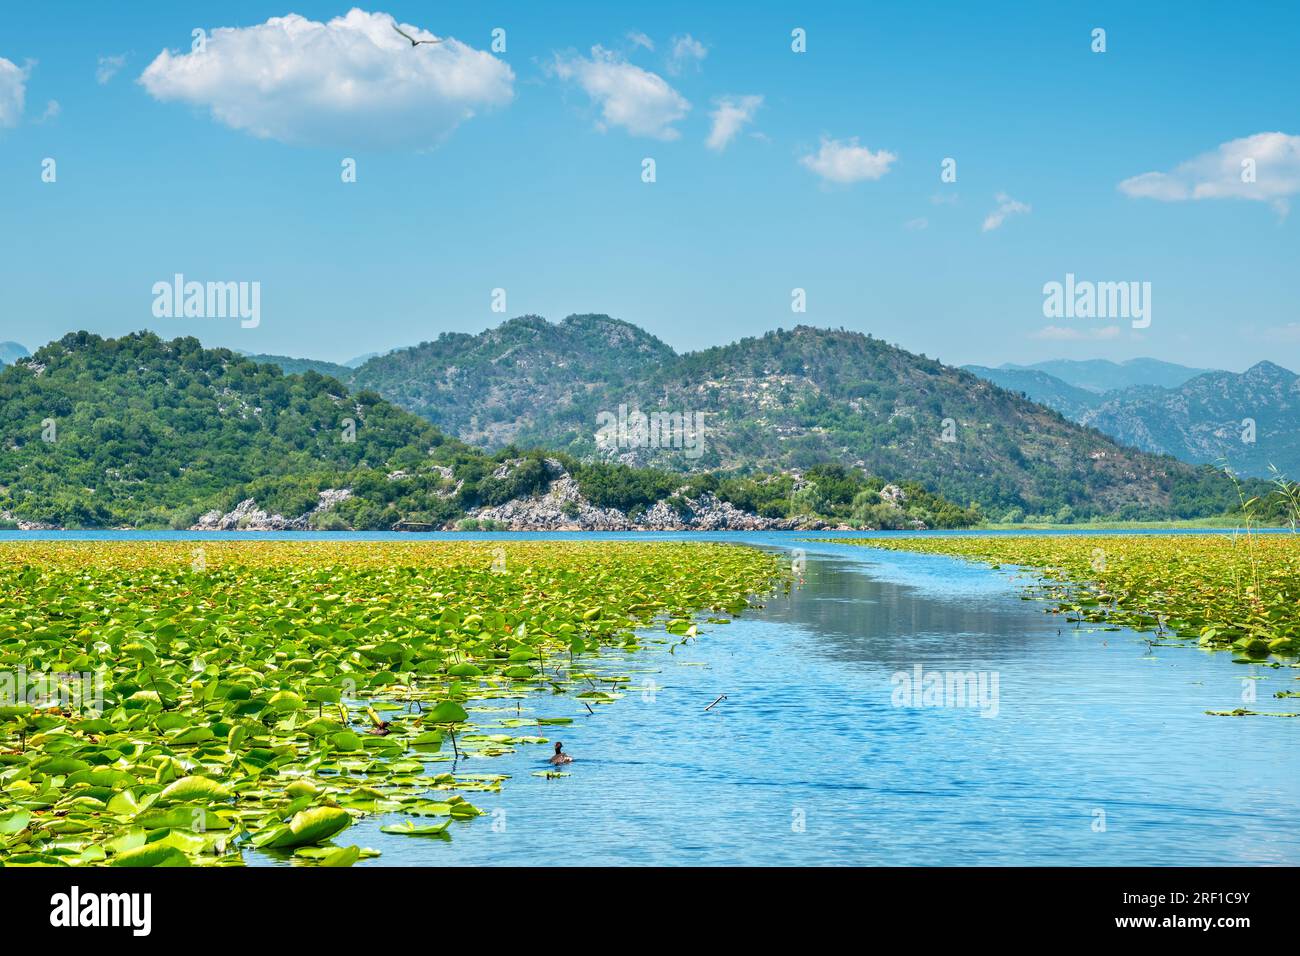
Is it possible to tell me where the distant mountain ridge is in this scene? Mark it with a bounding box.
[253,314,1255,521]
[0,342,28,366]
[965,358,1300,478]
[1081,361,1300,478]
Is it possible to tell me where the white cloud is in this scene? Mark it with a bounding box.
[552,46,689,140]
[0,57,28,128]
[38,99,59,123]
[981,192,1031,231]
[1031,325,1121,341]
[96,54,127,85]
[138,9,514,149]
[1118,132,1300,216]
[904,217,929,231]
[627,31,654,52]
[667,34,707,75]
[799,136,897,184]
[706,94,762,151]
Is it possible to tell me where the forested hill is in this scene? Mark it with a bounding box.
[0,331,471,528]
[348,313,677,447]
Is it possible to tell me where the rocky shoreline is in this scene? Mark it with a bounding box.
[180,477,851,532]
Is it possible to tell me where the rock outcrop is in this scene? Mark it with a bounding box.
[0,509,56,531]
[191,489,352,531]
[463,472,842,532]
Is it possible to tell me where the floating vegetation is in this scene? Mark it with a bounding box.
[820,535,1300,662]
[0,541,781,866]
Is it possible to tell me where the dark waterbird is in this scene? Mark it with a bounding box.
[549,741,574,765]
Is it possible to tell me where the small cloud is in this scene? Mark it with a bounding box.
[1031,325,1121,341]
[627,32,654,52]
[706,94,762,152]
[552,45,689,140]
[904,217,929,231]
[139,10,514,149]
[96,53,127,85]
[982,192,1031,231]
[1118,131,1300,218]
[667,34,707,75]
[0,56,29,128]
[37,99,59,123]
[930,192,959,205]
[799,136,897,184]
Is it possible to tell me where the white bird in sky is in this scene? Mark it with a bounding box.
[392,23,444,47]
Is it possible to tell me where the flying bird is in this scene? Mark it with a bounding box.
[392,23,444,47]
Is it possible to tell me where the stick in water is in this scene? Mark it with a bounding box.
[705,694,727,712]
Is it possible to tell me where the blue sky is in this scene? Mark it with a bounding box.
[1,1,1297,368]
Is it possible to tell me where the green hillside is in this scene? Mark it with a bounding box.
[0,332,475,528]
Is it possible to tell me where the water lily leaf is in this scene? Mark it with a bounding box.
[157,775,233,804]
[110,843,191,867]
[409,730,443,752]
[319,844,362,866]
[64,768,136,789]
[332,731,363,752]
[379,818,452,837]
[0,809,31,834]
[135,807,229,831]
[269,806,352,848]
[104,829,149,855]
[427,701,468,724]
[33,755,91,775]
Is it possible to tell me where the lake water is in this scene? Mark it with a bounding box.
[7,530,1297,865]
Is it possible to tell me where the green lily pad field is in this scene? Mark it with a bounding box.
[0,541,782,866]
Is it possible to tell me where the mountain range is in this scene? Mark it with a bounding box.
[251,315,1247,521]
[3,321,1280,528]
[964,359,1300,478]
